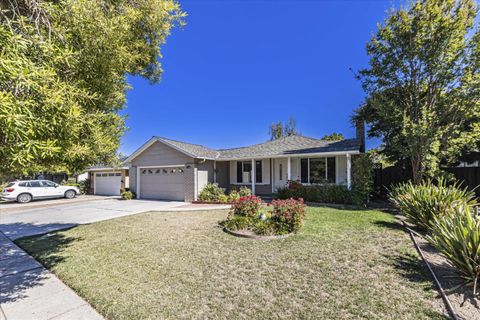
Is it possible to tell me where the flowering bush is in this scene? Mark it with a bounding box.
[199,183,226,202]
[230,195,263,218]
[270,198,306,234]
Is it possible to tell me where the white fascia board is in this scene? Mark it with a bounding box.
[217,150,360,161]
[124,137,218,163]
[87,167,128,172]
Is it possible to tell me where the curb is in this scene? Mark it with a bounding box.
[403,221,459,320]
[223,227,293,240]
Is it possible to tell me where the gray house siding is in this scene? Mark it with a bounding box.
[195,159,215,183]
[229,184,273,196]
[129,141,194,195]
[215,161,230,189]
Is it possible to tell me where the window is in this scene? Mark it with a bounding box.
[236,161,261,183]
[29,181,41,187]
[327,157,336,183]
[115,173,122,176]
[108,173,115,176]
[96,173,101,177]
[236,162,243,183]
[18,182,27,187]
[255,160,262,183]
[41,181,56,187]
[279,164,283,181]
[300,157,336,184]
[300,159,308,183]
[309,158,326,184]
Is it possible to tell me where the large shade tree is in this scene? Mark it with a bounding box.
[0,0,184,177]
[353,0,480,183]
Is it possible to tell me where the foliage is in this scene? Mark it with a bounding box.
[269,116,298,140]
[78,178,90,194]
[229,195,263,218]
[238,186,252,197]
[389,178,478,230]
[222,216,254,231]
[354,0,480,183]
[0,0,184,176]
[270,198,306,234]
[352,154,374,207]
[321,132,344,141]
[121,190,136,200]
[227,189,240,202]
[427,205,480,295]
[199,183,226,202]
[276,181,356,205]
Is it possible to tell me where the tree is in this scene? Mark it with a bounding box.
[321,132,344,141]
[0,0,185,176]
[354,0,480,183]
[269,116,298,140]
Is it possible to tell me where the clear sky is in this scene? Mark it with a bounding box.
[121,0,399,155]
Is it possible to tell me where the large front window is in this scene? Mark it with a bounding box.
[300,157,336,184]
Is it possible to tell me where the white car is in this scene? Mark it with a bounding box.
[2,180,80,203]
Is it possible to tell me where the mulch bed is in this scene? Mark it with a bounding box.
[223,227,293,240]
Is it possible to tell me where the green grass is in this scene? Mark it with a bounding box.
[17,207,446,319]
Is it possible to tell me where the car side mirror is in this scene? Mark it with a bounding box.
[54,184,59,188]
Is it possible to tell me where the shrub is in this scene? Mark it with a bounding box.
[199,183,225,202]
[238,186,252,197]
[79,178,91,194]
[270,198,306,234]
[223,216,254,231]
[230,195,263,218]
[253,219,277,236]
[227,189,240,202]
[427,205,480,294]
[389,178,478,230]
[275,183,355,205]
[121,190,136,200]
[352,154,374,206]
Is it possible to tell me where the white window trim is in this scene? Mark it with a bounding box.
[232,160,268,185]
[301,157,337,185]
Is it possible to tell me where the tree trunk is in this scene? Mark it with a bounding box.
[411,154,422,185]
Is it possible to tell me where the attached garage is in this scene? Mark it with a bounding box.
[138,166,185,201]
[94,172,122,196]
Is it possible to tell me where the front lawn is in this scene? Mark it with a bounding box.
[17,207,446,319]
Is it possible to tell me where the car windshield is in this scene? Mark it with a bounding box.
[5,182,15,188]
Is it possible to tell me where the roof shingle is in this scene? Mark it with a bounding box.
[154,134,360,160]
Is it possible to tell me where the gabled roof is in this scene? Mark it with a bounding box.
[124,134,361,163]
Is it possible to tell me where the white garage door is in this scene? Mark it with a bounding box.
[139,167,184,201]
[95,172,122,196]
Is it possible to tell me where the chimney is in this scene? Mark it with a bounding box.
[356,120,365,153]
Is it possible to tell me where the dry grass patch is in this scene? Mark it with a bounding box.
[17,207,446,319]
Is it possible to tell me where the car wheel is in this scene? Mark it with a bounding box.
[65,190,76,199]
[17,193,32,203]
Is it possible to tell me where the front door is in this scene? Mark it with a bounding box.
[273,158,288,191]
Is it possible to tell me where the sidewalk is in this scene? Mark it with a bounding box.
[0,232,103,320]
[0,195,113,215]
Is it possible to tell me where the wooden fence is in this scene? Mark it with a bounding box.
[373,166,480,198]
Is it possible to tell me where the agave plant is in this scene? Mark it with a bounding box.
[389,178,478,230]
[427,206,480,295]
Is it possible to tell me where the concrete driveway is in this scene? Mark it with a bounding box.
[0,198,185,240]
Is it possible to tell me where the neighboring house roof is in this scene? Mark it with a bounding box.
[124,134,361,163]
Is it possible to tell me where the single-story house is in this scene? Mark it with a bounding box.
[124,124,365,202]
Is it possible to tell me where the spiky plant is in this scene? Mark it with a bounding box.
[389,178,477,230]
[427,206,480,295]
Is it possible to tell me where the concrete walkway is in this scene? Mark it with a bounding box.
[0,199,187,240]
[0,195,112,215]
[0,199,230,319]
[0,232,103,320]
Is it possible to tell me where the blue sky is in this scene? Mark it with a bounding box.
[121,0,399,155]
